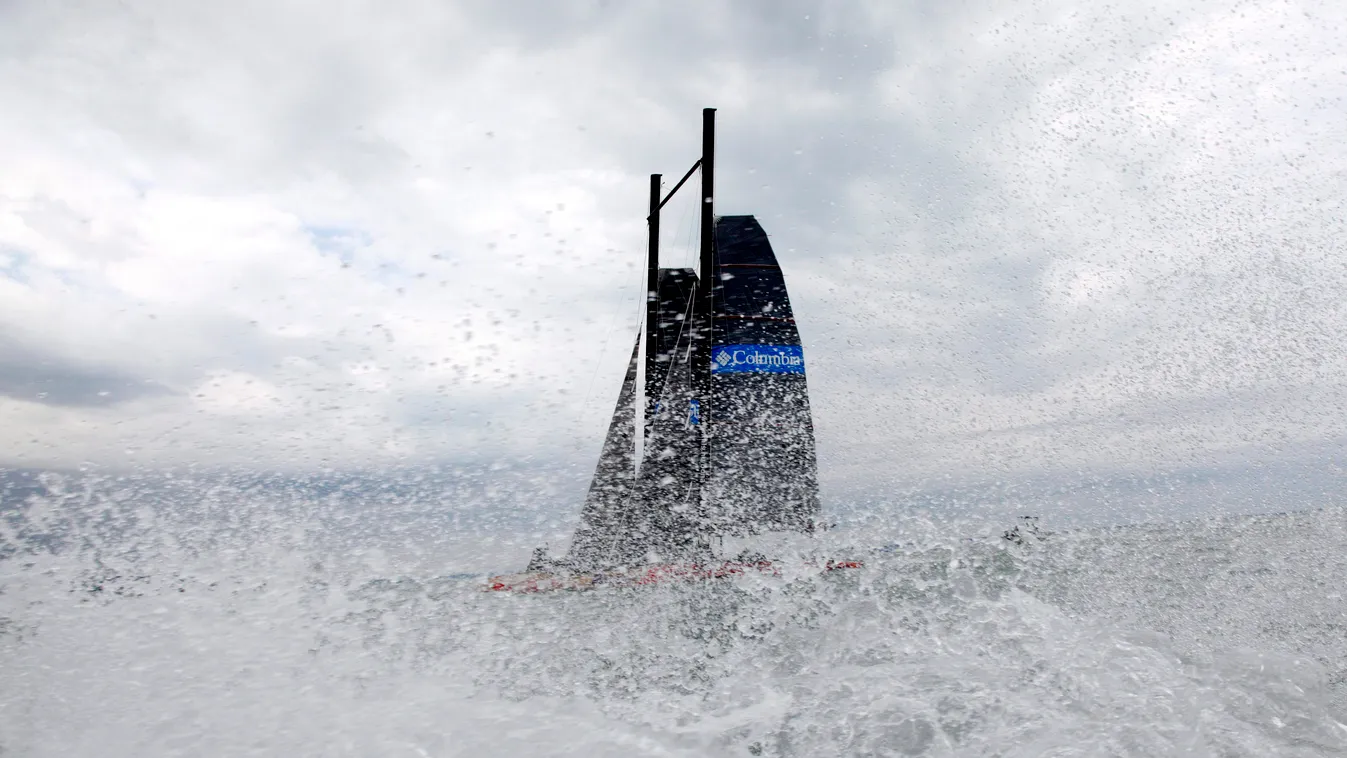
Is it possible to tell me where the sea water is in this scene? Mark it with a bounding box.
[1,474,1344,756]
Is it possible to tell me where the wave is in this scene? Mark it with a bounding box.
[1,475,1344,756]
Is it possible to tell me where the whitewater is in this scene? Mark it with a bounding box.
[1,473,1344,756]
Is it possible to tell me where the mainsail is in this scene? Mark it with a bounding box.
[562,109,820,572]
[707,216,820,535]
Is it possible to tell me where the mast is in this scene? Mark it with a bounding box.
[644,173,661,446]
[695,108,715,507]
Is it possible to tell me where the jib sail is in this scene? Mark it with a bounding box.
[567,339,641,568]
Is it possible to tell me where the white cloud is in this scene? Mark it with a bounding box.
[1,0,1344,501]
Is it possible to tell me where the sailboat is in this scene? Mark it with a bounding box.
[487,109,857,593]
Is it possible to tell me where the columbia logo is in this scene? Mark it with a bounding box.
[710,344,806,374]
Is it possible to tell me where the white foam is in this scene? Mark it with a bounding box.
[2,484,1344,756]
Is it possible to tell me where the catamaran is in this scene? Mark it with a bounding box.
[487,109,855,592]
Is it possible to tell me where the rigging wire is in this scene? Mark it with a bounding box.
[571,239,648,453]
[575,170,696,472]
[572,169,706,523]
[652,284,696,409]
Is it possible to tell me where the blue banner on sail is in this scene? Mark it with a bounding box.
[711,344,805,374]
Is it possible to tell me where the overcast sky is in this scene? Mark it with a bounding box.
[2,0,1345,509]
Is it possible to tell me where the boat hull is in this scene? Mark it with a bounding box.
[484,559,862,594]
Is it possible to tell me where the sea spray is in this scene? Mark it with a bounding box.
[2,474,1344,756]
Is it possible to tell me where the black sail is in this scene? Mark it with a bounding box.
[707,215,820,535]
[566,217,819,568]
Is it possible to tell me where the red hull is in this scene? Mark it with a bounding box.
[484,559,863,594]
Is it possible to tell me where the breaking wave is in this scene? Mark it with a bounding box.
[1,473,1344,756]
